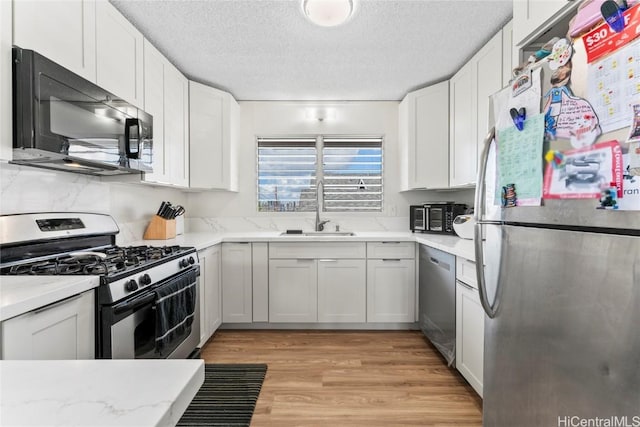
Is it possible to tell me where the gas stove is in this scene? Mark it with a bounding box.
[2,245,189,277]
[0,213,197,304]
[0,212,201,359]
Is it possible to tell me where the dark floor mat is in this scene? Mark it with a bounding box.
[177,363,267,427]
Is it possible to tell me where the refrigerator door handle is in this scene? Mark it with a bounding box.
[474,126,495,224]
[474,126,500,319]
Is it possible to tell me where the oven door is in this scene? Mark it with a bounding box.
[99,269,200,359]
[428,207,444,231]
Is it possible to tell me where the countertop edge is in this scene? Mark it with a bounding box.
[0,276,100,322]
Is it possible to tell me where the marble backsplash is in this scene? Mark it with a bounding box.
[0,163,186,245]
[188,215,409,233]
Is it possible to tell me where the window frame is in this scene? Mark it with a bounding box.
[256,135,384,214]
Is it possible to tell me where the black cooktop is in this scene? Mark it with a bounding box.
[1,245,191,278]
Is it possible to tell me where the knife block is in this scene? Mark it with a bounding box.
[143,215,176,240]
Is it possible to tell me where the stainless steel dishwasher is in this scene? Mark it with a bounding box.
[419,244,456,366]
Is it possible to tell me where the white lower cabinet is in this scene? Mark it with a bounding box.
[367,259,415,323]
[198,245,221,347]
[1,290,95,360]
[269,259,318,323]
[318,259,366,323]
[456,280,484,397]
[221,243,253,323]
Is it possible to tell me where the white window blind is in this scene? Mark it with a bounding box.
[322,137,383,212]
[257,136,383,213]
[257,138,317,212]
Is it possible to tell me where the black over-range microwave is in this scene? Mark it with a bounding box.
[12,46,153,175]
[410,202,467,234]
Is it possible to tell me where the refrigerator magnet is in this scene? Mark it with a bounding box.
[502,184,518,208]
[545,150,566,169]
[597,182,620,209]
[510,108,526,131]
[548,38,573,70]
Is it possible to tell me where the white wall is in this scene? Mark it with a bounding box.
[187,101,473,232]
[0,163,187,243]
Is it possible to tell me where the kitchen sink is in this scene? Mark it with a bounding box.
[280,231,356,237]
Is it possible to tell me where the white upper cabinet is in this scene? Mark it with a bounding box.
[475,31,503,163]
[502,20,515,87]
[450,30,503,187]
[399,81,450,190]
[95,0,144,107]
[13,0,96,82]
[449,61,476,187]
[189,81,240,191]
[513,0,577,47]
[142,40,167,183]
[163,63,190,187]
[142,40,189,187]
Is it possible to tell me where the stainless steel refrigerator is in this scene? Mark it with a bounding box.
[475,40,640,427]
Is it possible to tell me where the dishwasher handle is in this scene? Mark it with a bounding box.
[429,256,451,271]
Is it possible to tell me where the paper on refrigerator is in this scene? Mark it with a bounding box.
[492,68,543,133]
[496,114,545,206]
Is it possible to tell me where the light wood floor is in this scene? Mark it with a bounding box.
[201,330,482,426]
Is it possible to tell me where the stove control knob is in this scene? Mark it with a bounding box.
[188,256,195,265]
[125,279,138,292]
[179,259,189,268]
[139,274,152,286]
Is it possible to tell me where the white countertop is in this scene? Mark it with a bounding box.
[0,231,475,322]
[0,275,100,322]
[0,359,204,427]
[139,231,476,260]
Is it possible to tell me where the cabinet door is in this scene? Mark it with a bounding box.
[189,82,239,190]
[198,245,222,347]
[512,0,572,47]
[13,0,96,82]
[414,81,450,188]
[269,259,317,323]
[221,243,252,323]
[367,259,415,323]
[399,82,449,190]
[475,30,503,170]
[318,259,366,323]
[2,291,95,360]
[502,20,515,87]
[164,63,190,187]
[252,243,269,322]
[449,61,476,187]
[142,40,167,184]
[456,281,484,397]
[95,0,143,107]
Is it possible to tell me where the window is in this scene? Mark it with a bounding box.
[257,136,383,212]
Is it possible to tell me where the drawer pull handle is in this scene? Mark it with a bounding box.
[381,241,401,244]
[33,293,84,314]
[457,280,475,291]
[382,259,401,262]
[319,259,338,262]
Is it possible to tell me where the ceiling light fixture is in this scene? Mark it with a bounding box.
[302,0,354,27]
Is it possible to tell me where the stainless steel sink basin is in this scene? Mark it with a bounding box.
[280,231,356,237]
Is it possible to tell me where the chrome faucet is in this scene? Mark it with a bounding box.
[315,180,330,231]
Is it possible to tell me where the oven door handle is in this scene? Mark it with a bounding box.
[113,292,156,315]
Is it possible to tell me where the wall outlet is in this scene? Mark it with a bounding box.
[389,204,397,216]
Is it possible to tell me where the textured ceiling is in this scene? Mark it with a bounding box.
[110,0,513,101]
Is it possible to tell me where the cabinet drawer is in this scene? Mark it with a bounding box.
[367,242,415,259]
[269,242,366,259]
[456,257,477,289]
